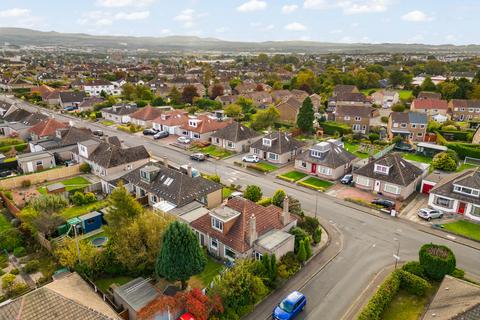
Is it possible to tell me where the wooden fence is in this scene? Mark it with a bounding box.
[0,165,80,189]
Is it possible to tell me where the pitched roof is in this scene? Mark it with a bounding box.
[354,153,423,186]
[333,85,358,96]
[210,121,260,142]
[59,127,94,146]
[190,197,296,253]
[3,108,31,122]
[152,110,189,126]
[296,141,356,168]
[130,106,165,121]
[119,162,222,207]
[180,115,233,134]
[430,169,480,206]
[412,98,448,110]
[336,104,374,117]
[450,99,480,109]
[29,118,68,138]
[59,91,87,103]
[87,142,149,169]
[250,131,305,154]
[390,111,428,124]
[102,104,138,116]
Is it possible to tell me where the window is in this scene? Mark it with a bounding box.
[356,176,371,187]
[454,185,480,197]
[193,133,200,139]
[262,138,272,146]
[400,123,407,128]
[140,170,148,181]
[384,184,400,195]
[374,164,390,174]
[417,132,423,137]
[212,217,224,232]
[393,123,398,128]
[150,195,158,204]
[268,153,278,160]
[86,218,95,225]
[470,205,480,217]
[411,124,417,128]
[317,166,332,176]
[344,116,351,121]
[311,150,321,158]
[301,161,307,168]
[253,148,259,155]
[35,160,43,166]
[254,251,263,260]
[210,238,218,250]
[355,116,361,121]
[226,141,235,148]
[224,246,235,260]
[435,196,453,208]
[420,124,425,129]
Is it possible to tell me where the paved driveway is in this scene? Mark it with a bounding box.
[326,184,376,203]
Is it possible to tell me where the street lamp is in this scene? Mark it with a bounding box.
[393,237,401,269]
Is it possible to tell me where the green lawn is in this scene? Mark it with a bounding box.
[38,176,91,194]
[95,276,135,292]
[222,187,234,198]
[457,163,478,172]
[61,200,108,219]
[442,220,480,242]
[298,177,334,191]
[190,258,224,288]
[344,142,380,159]
[0,214,12,232]
[360,88,413,100]
[190,145,234,159]
[401,153,432,164]
[382,284,439,320]
[254,161,279,172]
[100,120,115,126]
[277,170,308,182]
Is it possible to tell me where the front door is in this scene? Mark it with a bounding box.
[311,163,317,174]
[458,202,466,214]
[374,180,381,192]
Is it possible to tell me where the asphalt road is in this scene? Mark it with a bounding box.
[5,96,480,320]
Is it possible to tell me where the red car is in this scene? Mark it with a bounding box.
[178,313,195,320]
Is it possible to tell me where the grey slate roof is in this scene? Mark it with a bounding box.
[391,111,428,124]
[113,278,158,312]
[296,141,356,168]
[354,153,423,186]
[59,91,86,103]
[451,304,480,320]
[210,121,260,142]
[102,104,138,116]
[88,142,149,169]
[250,131,305,155]
[430,169,480,206]
[119,162,222,207]
[0,287,114,320]
[3,108,32,122]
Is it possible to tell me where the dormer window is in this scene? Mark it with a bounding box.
[310,150,322,158]
[355,116,361,121]
[140,170,149,182]
[453,185,480,197]
[374,164,390,175]
[212,217,224,232]
[262,138,272,147]
[189,120,199,127]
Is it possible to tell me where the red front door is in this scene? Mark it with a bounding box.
[458,202,466,215]
[311,163,317,174]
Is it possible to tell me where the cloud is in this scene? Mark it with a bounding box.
[215,26,228,33]
[284,22,307,31]
[78,10,150,26]
[401,10,434,22]
[114,11,150,20]
[282,4,299,14]
[237,0,267,12]
[0,8,31,18]
[173,9,207,28]
[304,0,390,14]
[96,0,155,7]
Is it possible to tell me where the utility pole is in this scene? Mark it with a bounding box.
[393,237,401,269]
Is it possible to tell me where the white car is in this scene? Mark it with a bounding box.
[177,136,191,144]
[417,208,443,221]
[242,154,260,163]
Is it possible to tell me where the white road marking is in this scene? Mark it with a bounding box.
[446,235,456,240]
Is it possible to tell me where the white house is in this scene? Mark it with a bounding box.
[84,80,121,97]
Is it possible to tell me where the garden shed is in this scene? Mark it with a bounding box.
[78,211,103,234]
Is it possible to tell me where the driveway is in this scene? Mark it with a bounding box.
[400,193,453,226]
[326,184,376,203]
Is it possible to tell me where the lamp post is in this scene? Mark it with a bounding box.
[393,237,401,269]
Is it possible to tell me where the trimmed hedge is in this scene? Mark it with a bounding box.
[439,130,472,142]
[398,270,430,296]
[419,243,456,281]
[0,143,28,153]
[320,121,352,136]
[358,271,401,320]
[401,261,426,279]
[445,142,480,160]
[256,197,272,207]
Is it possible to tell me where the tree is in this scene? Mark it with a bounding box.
[30,194,68,215]
[391,103,406,112]
[438,81,459,100]
[470,84,480,99]
[290,227,309,253]
[79,162,91,173]
[224,104,243,120]
[152,96,166,106]
[210,84,224,99]
[297,216,320,236]
[419,243,456,280]
[421,77,437,92]
[272,189,286,207]
[236,97,255,114]
[182,85,200,104]
[432,151,457,172]
[313,228,322,244]
[251,106,280,131]
[55,237,98,272]
[304,238,312,260]
[389,70,406,88]
[122,83,136,100]
[297,240,307,263]
[156,221,206,289]
[297,97,315,134]
[368,133,380,143]
[105,183,144,231]
[168,86,181,104]
[229,78,241,90]
[244,185,263,202]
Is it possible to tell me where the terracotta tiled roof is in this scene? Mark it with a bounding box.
[180,115,233,134]
[152,110,189,126]
[130,106,166,121]
[29,118,68,138]
[412,98,448,110]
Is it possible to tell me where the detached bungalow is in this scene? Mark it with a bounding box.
[249,131,304,164]
[210,122,261,153]
[130,105,172,128]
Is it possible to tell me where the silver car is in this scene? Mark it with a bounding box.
[417,208,443,221]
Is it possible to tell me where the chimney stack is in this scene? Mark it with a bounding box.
[282,196,290,226]
[163,156,168,167]
[248,214,257,246]
[187,164,192,177]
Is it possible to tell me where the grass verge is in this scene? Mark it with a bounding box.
[189,258,224,289]
[62,200,108,219]
[441,220,480,242]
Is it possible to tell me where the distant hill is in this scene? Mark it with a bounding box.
[1,27,479,54]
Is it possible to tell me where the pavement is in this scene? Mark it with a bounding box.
[4,95,480,320]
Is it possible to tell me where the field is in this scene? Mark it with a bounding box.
[360,88,413,100]
[189,258,224,288]
[401,153,432,164]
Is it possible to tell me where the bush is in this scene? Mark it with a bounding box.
[1,274,15,290]
[244,185,263,202]
[391,103,406,112]
[272,189,286,207]
[320,121,352,136]
[398,270,430,296]
[0,229,24,251]
[450,267,465,279]
[13,247,26,258]
[381,116,389,123]
[401,261,426,279]
[432,151,457,172]
[23,259,40,273]
[246,164,269,173]
[277,252,301,279]
[446,142,480,159]
[70,192,86,205]
[21,180,31,188]
[297,216,320,236]
[419,243,456,280]
[9,268,19,275]
[358,271,401,320]
[312,228,322,244]
[256,197,272,207]
[79,163,91,173]
[289,227,309,253]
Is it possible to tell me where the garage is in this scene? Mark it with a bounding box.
[421,171,449,194]
[421,181,435,194]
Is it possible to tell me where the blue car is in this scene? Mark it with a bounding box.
[272,291,306,320]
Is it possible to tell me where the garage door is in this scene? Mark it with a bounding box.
[422,182,434,194]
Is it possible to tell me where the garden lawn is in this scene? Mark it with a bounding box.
[344,142,381,159]
[100,120,115,126]
[190,145,234,159]
[360,88,413,100]
[401,153,432,164]
[255,162,279,172]
[441,220,480,242]
[0,214,12,232]
[95,276,135,292]
[189,258,224,289]
[61,200,108,219]
[277,170,308,182]
[457,163,478,172]
[382,283,439,320]
[38,176,91,194]
[299,177,334,191]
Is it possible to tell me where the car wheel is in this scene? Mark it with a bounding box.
[427,217,432,221]
[439,214,443,219]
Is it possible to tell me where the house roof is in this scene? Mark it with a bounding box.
[3,108,31,122]
[180,115,233,134]
[412,98,448,110]
[29,118,68,138]
[418,91,442,100]
[335,92,368,103]
[211,121,260,142]
[119,162,222,207]
[102,104,138,116]
[336,104,374,117]
[130,106,166,121]
[59,91,87,103]
[113,278,159,312]
[430,169,480,206]
[390,111,428,124]
[250,131,305,155]
[79,97,104,108]
[87,142,149,169]
[190,197,296,253]
[450,99,480,109]
[59,127,94,146]
[296,141,356,168]
[333,85,358,96]
[354,153,423,186]
[152,110,189,126]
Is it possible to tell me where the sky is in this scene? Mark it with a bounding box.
[0,0,478,45]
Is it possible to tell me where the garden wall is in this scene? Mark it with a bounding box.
[0,165,80,189]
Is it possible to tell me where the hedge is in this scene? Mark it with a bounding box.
[398,270,430,296]
[257,197,272,207]
[445,142,480,160]
[0,143,28,153]
[0,138,24,147]
[320,121,352,136]
[439,130,472,142]
[419,243,456,281]
[401,261,426,279]
[246,164,269,173]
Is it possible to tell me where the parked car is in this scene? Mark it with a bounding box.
[178,313,195,320]
[417,208,443,221]
[153,130,169,139]
[177,136,191,144]
[242,154,260,163]
[0,170,12,178]
[92,129,103,137]
[272,291,306,320]
[190,153,206,161]
[228,191,243,199]
[371,198,396,209]
[340,174,353,185]
[143,128,158,136]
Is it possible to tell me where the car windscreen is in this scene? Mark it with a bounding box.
[279,300,294,313]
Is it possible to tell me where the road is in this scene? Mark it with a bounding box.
[5,96,480,319]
